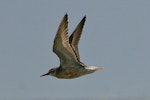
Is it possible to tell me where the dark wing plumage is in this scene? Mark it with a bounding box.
[53,14,78,66]
[69,16,86,61]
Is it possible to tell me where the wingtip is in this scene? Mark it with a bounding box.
[59,13,68,26]
[63,13,68,22]
[64,13,68,18]
[83,15,86,20]
[78,15,86,24]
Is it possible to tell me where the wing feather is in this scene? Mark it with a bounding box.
[53,14,78,66]
[69,16,86,61]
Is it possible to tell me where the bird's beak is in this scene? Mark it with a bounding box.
[40,73,48,77]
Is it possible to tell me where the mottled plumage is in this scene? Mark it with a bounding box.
[41,14,102,79]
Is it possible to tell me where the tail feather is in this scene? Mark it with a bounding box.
[86,66,103,71]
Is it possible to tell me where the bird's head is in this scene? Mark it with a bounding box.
[40,68,57,77]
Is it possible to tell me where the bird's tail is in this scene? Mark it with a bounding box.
[87,66,103,71]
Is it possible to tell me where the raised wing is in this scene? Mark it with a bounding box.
[53,14,78,66]
[69,16,86,61]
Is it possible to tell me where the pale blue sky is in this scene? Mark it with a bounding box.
[0,0,150,100]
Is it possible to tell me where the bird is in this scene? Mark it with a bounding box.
[41,14,102,79]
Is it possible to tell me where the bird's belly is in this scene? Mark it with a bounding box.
[56,67,85,79]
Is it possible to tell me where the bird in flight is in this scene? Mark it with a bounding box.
[41,14,102,79]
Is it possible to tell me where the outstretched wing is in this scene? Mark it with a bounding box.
[69,16,86,61]
[53,14,78,66]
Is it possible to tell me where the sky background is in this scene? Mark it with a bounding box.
[0,0,150,100]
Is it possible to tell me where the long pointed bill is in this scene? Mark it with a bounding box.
[40,73,48,77]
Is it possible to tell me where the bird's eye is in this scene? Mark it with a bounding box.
[50,69,54,72]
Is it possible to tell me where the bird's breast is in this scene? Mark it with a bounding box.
[55,67,85,79]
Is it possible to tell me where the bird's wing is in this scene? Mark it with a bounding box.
[53,14,78,66]
[69,16,86,61]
